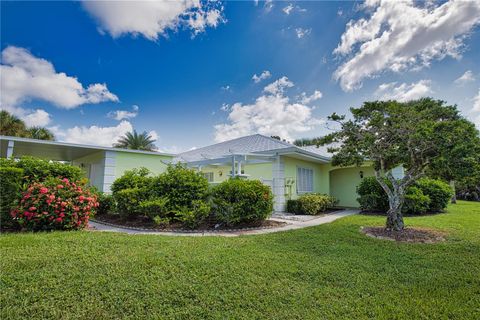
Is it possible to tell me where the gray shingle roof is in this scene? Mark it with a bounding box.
[176,134,295,162]
[175,134,332,162]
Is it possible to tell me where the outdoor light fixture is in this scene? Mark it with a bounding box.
[359,171,364,179]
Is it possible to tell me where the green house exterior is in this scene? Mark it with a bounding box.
[1,134,397,211]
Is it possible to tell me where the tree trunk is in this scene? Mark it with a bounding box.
[386,193,405,231]
[449,180,457,204]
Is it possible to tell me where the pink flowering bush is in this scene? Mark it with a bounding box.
[11,178,99,231]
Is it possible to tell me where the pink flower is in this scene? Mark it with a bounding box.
[62,178,69,183]
[39,187,48,194]
[57,184,64,189]
[78,195,85,201]
[29,206,36,211]
[55,217,63,223]
[59,213,65,218]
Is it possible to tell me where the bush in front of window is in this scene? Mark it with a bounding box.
[297,193,338,215]
[211,178,273,226]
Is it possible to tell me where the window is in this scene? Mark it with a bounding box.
[201,172,214,182]
[297,167,313,193]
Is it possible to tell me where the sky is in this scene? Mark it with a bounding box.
[1,0,480,153]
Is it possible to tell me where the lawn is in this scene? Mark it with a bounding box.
[1,201,479,319]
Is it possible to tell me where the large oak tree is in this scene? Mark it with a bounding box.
[308,98,478,231]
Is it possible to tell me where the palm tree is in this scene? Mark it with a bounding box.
[26,127,55,141]
[114,130,157,151]
[0,110,27,137]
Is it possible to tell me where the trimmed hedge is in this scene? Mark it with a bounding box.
[297,193,338,215]
[0,156,83,183]
[211,178,273,226]
[357,176,452,214]
[0,167,23,229]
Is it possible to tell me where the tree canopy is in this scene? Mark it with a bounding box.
[306,98,479,231]
[0,111,55,141]
[113,130,157,151]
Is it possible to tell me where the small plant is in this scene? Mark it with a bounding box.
[111,167,153,194]
[114,188,148,217]
[12,178,98,231]
[416,178,453,212]
[286,199,302,214]
[403,187,430,215]
[297,193,337,215]
[96,192,116,215]
[152,216,170,227]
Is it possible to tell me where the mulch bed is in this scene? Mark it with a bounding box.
[361,226,446,243]
[94,213,286,231]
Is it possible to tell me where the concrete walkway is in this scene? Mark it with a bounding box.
[88,209,359,237]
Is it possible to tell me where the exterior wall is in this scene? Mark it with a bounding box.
[114,151,173,179]
[72,151,106,191]
[283,157,329,200]
[329,165,375,208]
[199,163,273,184]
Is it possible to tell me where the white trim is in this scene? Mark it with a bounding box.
[0,135,175,157]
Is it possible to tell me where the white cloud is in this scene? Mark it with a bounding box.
[374,80,432,102]
[472,89,480,128]
[283,4,294,15]
[214,77,323,142]
[51,120,134,147]
[108,105,139,121]
[82,0,225,40]
[22,109,51,127]
[263,76,294,95]
[295,27,311,39]
[299,90,323,104]
[220,103,230,112]
[473,89,480,113]
[221,85,231,91]
[333,0,480,91]
[0,46,118,109]
[454,70,476,85]
[252,70,271,83]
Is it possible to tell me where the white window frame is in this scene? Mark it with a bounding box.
[296,167,314,194]
[201,172,214,182]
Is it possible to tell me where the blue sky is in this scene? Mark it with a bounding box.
[1,0,480,152]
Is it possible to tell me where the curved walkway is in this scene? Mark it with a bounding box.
[88,209,359,237]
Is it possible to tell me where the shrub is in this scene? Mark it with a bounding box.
[2,156,84,183]
[403,187,430,215]
[211,178,273,226]
[96,193,115,216]
[12,178,98,231]
[416,178,453,212]
[151,164,210,210]
[356,176,453,214]
[174,200,211,229]
[139,197,170,220]
[111,167,153,194]
[297,193,338,215]
[114,188,148,217]
[0,167,23,229]
[286,199,301,214]
[356,177,390,212]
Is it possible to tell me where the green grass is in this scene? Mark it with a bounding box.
[1,201,479,319]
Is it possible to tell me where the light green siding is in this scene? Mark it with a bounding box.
[114,151,173,179]
[284,157,329,200]
[199,163,273,184]
[329,165,375,207]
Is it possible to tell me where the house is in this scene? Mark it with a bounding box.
[0,134,378,211]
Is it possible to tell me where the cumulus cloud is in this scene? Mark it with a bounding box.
[374,80,432,102]
[22,109,51,127]
[299,90,323,104]
[264,0,274,13]
[333,0,480,91]
[252,70,271,83]
[295,27,311,39]
[214,77,323,142]
[107,105,139,121]
[0,46,118,109]
[82,0,225,40]
[472,89,480,128]
[51,120,134,147]
[454,70,476,85]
